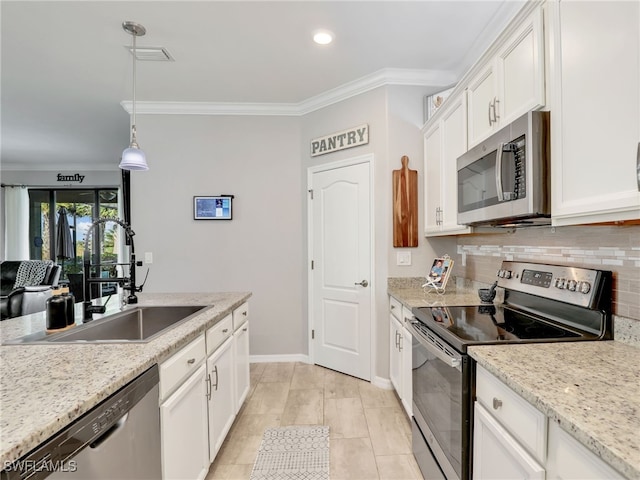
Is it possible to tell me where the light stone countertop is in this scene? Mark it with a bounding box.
[0,291,251,466]
[469,342,640,479]
[388,279,640,479]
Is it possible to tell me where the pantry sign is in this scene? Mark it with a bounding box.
[310,124,369,157]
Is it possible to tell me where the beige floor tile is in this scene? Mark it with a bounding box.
[324,397,369,438]
[205,462,253,480]
[331,437,380,480]
[259,362,295,383]
[214,432,262,465]
[229,413,281,437]
[242,382,289,414]
[375,454,423,479]
[281,387,324,425]
[359,382,402,408]
[365,407,412,456]
[324,368,364,399]
[290,363,326,389]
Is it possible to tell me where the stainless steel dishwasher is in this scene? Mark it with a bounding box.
[1,365,161,480]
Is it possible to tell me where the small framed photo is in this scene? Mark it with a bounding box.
[426,257,454,290]
[194,196,233,220]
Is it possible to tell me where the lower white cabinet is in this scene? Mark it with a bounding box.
[547,422,624,480]
[473,403,545,480]
[388,296,412,417]
[474,365,625,480]
[232,302,250,413]
[160,302,251,478]
[207,337,235,462]
[160,362,209,480]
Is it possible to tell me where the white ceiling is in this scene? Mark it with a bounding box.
[1,1,524,171]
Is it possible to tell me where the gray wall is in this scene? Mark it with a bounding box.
[129,115,305,357]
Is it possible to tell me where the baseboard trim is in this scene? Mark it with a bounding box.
[249,354,310,364]
[371,376,393,390]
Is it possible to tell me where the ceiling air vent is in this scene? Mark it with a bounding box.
[125,46,174,61]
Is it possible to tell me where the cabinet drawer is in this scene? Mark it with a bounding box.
[160,335,206,401]
[206,313,232,355]
[389,296,402,320]
[476,365,547,462]
[232,302,249,331]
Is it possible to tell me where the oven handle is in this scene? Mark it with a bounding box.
[408,320,462,370]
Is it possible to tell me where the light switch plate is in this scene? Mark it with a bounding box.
[397,251,411,266]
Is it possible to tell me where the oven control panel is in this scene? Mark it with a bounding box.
[496,261,609,309]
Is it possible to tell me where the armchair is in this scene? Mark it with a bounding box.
[1,261,61,319]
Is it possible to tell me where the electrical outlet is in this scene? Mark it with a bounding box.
[397,251,412,266]
[144,252,153,264]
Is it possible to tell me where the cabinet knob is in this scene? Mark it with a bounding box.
[187,358,195,364]
[492,397,503,410]
[243,311,247,316]
[242,327,248,332]
[222,328,228,333]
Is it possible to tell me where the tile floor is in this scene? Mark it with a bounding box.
[205,362,423,480]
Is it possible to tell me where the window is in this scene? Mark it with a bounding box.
[28,188,119,299]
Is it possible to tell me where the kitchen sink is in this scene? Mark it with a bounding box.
[4,305,209,345]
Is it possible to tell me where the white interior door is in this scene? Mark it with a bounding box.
[309,158,372,381]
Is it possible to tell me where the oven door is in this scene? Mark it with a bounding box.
[408,320,472,480]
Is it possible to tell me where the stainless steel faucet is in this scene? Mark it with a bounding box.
[82,218,143,321]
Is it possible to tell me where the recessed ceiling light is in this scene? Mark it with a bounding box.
[313,30,334,45]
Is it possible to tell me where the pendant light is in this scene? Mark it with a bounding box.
[120,21,148,171]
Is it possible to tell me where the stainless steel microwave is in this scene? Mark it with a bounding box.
[457,110,550,227]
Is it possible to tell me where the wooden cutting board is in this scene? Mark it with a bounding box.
[393,155,418,247]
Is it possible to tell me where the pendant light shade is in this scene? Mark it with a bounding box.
[120,21,148,171]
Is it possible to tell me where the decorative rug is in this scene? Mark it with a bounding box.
[250,425,330,480]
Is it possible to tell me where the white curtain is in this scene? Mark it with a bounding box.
[4,186,30,260]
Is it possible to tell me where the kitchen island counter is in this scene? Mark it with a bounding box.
[469,341,640,479]
[0,291,251,467]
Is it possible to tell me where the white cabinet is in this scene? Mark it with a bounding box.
[207,336,235,462]
[232,302,250,413]
[467,6,545,147]
[547,422,625,480]
[474,365,625,480]
[388,296,412,417]
[473,403,545,480]
[549,0,640,225]
[423,92,472,236]
[160,358,209,480]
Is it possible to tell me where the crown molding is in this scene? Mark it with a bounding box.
[121,68,457,117]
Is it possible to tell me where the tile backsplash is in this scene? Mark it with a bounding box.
[453,224,640,342]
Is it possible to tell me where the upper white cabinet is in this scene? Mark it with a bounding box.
[424,92,472,236]
[467,6,545,147]
[549,0,640,225]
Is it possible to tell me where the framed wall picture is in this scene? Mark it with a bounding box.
[426,256,454,290]
[194,195,233,220]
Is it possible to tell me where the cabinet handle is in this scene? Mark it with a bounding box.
[222,328,228,333]
[493,97,500,122]
[492,397,503,410]
[212,365,219,391]
[488,101,493,125]
[398,334,403,352]
[187,358,195,365]
[243,311,247,316]
[242,327,247,332]
[391,304,396,310]
[206,373,212,400]
[636,142,640,192]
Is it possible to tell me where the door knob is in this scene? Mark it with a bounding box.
[354,280,369,287]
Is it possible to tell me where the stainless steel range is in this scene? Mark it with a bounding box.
[408,261,612,480]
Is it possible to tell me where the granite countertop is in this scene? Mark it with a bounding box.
[0,292,251,466]
[470,342,640,479]
[388,279,639,479]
